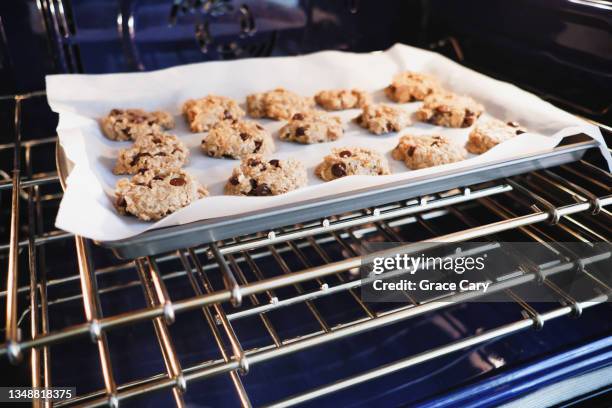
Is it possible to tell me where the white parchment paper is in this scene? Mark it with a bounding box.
[46,44,611,241]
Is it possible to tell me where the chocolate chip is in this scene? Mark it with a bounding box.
[331,162,347,178]
[386,122,394,132]
[507,121,519,127]
[388,85,396,92]
[152,137,162,144]
[130,152,151,166]
[253,140,262,153]
[516,129,526,135]
[229,175,240,185]
[116,197,127,208]
[292,113,304,120]
[463,111,476,127]
[431,142,439,147]
[407,146,416,156]
[223,110,233,120]
[269,159,280,167]
[354,114,363,124]
[295,127,306,136]
[255,124,264,130]
[240,132,250,141]
[250,178,258,189]
[170,178,186,186]
[339,150,352,158]
[254,183,272,196]
[110,109,122,115]
[248,158,261,167]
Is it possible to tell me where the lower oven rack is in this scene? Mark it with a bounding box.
[1,91,611,407]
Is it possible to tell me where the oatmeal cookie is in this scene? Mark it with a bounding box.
[354,104,411,134]
[314,89,370,110]
[113,133,188,175]
[415,92,484,128]
[182,95,245,133]
[246,88,314,120]
[315,147,390,181]
[392,134,467,169]
[115,168,207,221]
[279,111,343,144]
[384,71,441,103]
[466,118,527,154]
[225,155,307,196]
[100,108,175,141]
[202,119,275,159]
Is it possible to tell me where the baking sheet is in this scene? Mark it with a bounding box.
[47,43,611,241]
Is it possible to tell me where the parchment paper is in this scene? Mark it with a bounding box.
[46,44,611,241]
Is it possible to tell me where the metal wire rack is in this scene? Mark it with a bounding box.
[1,91,611,407]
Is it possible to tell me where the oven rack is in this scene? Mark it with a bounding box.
[1,91,611,407]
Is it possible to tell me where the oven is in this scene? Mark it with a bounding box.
[1,1,611,407]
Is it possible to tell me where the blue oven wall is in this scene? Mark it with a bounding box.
[0,0,420,94]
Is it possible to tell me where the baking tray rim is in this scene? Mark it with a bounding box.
[56,136,599,259]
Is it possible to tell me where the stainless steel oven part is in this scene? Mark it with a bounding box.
[1,90,611,407]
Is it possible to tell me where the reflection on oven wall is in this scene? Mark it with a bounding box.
[0,0,610,119]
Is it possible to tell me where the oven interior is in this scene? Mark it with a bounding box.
[1,1,611,407]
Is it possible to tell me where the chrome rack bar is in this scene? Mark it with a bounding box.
[135,259,185,407]
[0,173,59,191]
[1,194,610,359]
[178,251,252,407]
[267,244,331,333]
[26,141,45,408]
[266,294,608,408]
[5,96,23,364]
[216,184,512,255]
[74,236,119,408]
[0,230,74,253]
[226,252,283,347]
[210,243,242,307]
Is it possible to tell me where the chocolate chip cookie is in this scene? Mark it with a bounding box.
[466,118,527,154]
[314,89,370,110]
[225,155,307,196]
[202,119,275,159]
[246,88,314,120]
[315,147,391,181]
[115,168,207,221]
[100,108,175,141]
[354,104,412,135]
[279,111,343,144]
[415,92,484,128]
[114,132,189,175]
[182,95,245,133]
[392,134,467,169]
[384,71,441,103]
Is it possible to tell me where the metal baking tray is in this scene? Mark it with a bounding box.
[56,135,601,259]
